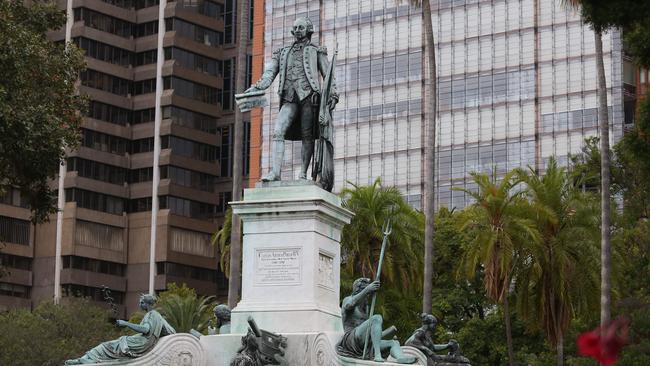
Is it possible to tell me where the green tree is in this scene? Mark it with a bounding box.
[340,178,424,291]
[212,207,233,278]
[455,169,540,366]
[515,159,600,365]
[454,310,551,366]
[339,178,424,340]
[129,283,216,333]
[0,0,85,223]
[0,298,122,366]
[429,208,488,334]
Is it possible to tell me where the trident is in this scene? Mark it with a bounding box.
[362,217,393,359]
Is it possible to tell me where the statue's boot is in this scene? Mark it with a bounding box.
[299,139,314,180]
[262,140,284,181]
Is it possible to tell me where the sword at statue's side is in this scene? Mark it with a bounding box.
[362,218,392,359]
[312,48,337,190]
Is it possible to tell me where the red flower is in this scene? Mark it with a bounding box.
[577,317,630,366]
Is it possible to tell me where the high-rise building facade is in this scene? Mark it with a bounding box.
[0,0,252,315]
[252,0,635,210]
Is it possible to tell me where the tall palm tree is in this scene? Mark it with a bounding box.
[404,0,437,316]
[456,170,539,366]
[515,159,600,366]
[562,0,612,329]
[340,178,424,293]
[228,0,251,308]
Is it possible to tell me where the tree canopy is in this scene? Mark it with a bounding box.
[0,0,85,223]
[0,298,123,366]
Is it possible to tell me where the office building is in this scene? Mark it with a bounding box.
[0,0,252,316]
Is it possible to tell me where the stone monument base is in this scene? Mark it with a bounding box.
[70,332,430,366]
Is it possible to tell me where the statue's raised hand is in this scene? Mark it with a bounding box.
[366,280,381,294]
[244,86,260,94]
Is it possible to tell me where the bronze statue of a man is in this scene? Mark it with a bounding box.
[337,278,416,364]
[244,17,338,183]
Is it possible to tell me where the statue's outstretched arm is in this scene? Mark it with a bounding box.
[117,319,151,334]
[247,49,280,92]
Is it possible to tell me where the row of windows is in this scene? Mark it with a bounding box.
[76,220,125,251]
[131,135,218,162]
[169,227,215,257]
[63,284,124,304]
[75,37,132,67]
[168,18,223,47]
[163,166,217,192]
[437,140,537,182]
[100,0,159,10]
[86,101,130,126]
[541,108,600,133]
[67,157,127,185]
[166,47,222,76]
[164,76,220,104]
[133,78,157,95]
[73,8,132,38]
[164,135,218,161]
[439,68,536,111]
[88,103,217,135]
[134,20,159,37]
[81,129,128,155]
[130,165,217,192]
[167,106,218,134]
[62,255,125,276]
[157,262,225,284]
[74,7,224,47]
[343,51,422,90]
[0,254,32,271]
[161,196,217,220]
[0,282,30,298]
[335,100,422,125]
[80,69,131,96]
[0,187,29,209]
[0,216,30,245]
[132,76,221,105]
[66,188,125,215]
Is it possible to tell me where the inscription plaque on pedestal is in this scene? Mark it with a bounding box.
[254,248,302,286]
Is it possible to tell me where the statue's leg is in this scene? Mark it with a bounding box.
[380,340,416,364]
[352,314,384,362]
[298,98,314,179]
[262,103,297,181]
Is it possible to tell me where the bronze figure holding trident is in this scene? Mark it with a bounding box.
[336,218,416,364]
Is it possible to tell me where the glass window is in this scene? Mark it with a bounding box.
[73,8,132,38]
[86,101,130,125]
[65,189,125,215]
[67,157,127,185]
[0,216,30,245]
[164,76,220,104]
[80,70,131,96]
[81,129,128,155]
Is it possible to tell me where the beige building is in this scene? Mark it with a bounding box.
[0,0,251,316]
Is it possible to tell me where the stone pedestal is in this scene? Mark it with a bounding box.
[229,182,353,334]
